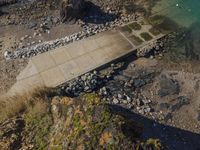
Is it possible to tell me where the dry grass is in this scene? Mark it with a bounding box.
[0,87,55,123]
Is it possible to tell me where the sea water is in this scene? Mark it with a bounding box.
[151,0,200,27]
[151,0,200,60]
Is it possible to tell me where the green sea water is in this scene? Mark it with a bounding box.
[151,0,200,27]
[151,0,200,60]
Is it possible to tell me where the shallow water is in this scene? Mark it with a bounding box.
[152,0,200,27]
[151,0,200,60]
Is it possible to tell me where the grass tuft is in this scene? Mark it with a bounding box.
[0,87,55,123]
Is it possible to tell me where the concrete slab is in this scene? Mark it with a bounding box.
[82,39,101,53]
[32,52,56,72]
[50,46,72,65]
[10,74,44,94]
[16,60,38,80]
[74,54,97,72]
[95,37,110,47]
[66,42,86,58]
[59,60,80,79]
[89,48,109,65]
[40,67,65,87]
[103,45,122,58]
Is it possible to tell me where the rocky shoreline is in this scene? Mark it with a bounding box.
[57,39,164,122]
[56,32,200,134]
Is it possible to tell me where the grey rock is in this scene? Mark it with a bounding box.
[145,107,151,113]
[4,51,12,60]
[122,100,128,104]
[170,96,190,112]
[158,75,180,97]
[164,113,173,122]
[117,93,124,99]
[159,103,170,111]
[136,99,144,106]
[126,95,132,103]
[139,109,144,115]
[113,98,119,104]
[28,21,37,29]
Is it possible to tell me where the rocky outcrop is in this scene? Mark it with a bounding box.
[0,89,164,150]
[158,74,180,97]
[60,0,86,23]
[48,94,163,150]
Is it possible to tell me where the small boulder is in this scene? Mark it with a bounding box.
[158,74,180,97]
[159,103,170,111]
[170,96,190,112]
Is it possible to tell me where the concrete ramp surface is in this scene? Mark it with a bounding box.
[9,21,165,94]
[10,30,134,94]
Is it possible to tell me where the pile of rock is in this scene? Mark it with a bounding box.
[60,69,155,117]
[61,71,102,97]
[136,40,164,57]
[97,76,155,116]
[99,85,153,114]
[60,63,123,96]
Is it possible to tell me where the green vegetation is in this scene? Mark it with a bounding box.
[24,102,53,150]
[140,32,153,41]
[0,89,163,150]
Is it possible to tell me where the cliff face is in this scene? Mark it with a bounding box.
[60,0,86,23]
[0,89,163,150]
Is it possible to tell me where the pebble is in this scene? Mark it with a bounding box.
[4,51,11,60]
[117,93,123,99]
[113,98,119,104]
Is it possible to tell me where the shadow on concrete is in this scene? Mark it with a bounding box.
[109,104,200,150]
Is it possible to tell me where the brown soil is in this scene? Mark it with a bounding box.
[133,57,200,134]
[0,35,27,95]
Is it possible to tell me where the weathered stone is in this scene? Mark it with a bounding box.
[113,98,119,104]
[164,113,172,122]
[60,0,86,23]
[170,96,190,112]
[158,74,179,97]
[159,103,170,111]
[28,21,37,29]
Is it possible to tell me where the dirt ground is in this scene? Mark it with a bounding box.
[132,57,200,134]
[0,35,27,95]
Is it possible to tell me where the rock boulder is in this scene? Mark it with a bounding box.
[60,0,86,23]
